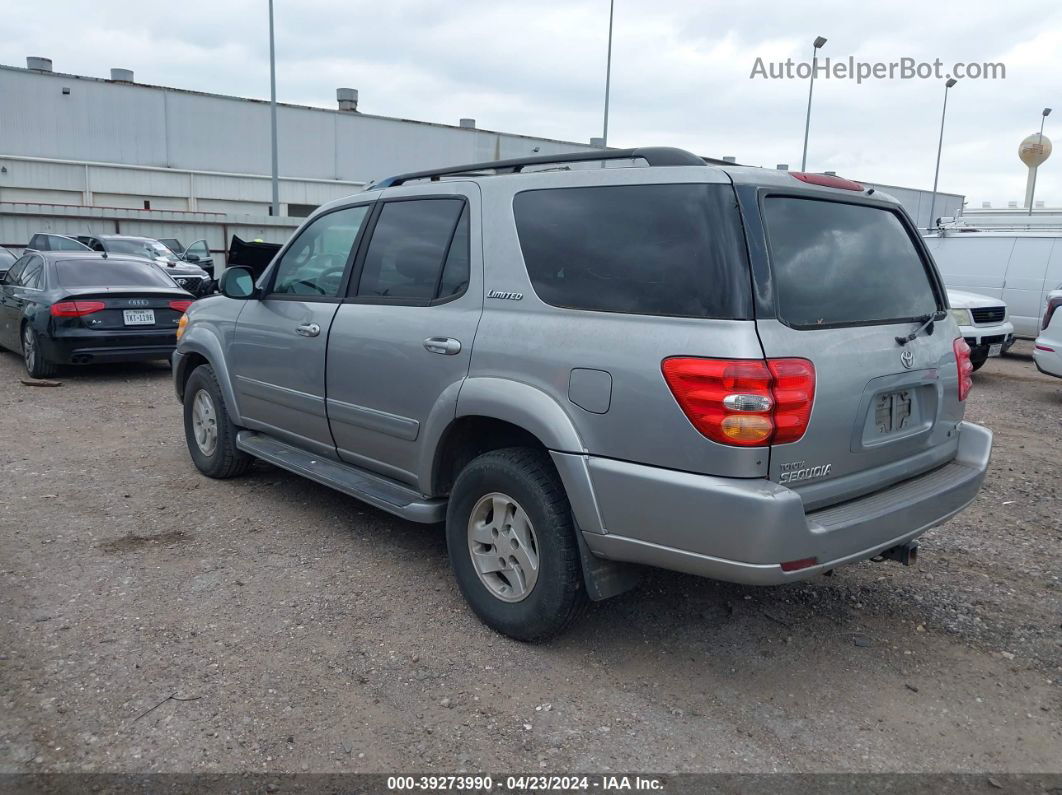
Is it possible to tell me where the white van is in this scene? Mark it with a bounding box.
[923,230,1062,339]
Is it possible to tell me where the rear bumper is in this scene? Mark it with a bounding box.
[577,421,992,585]
[1033,337,1062,378]
[44,329,177,364]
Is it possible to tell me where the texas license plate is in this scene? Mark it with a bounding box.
[989,343,1003,357]
[123,309,155,325]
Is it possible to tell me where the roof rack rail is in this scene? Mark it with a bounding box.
[368,146,719,190]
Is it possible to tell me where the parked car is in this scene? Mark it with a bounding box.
[946,289,1014,370]
[173,147,992,641]
[0,251,193,377]
[1033,290,1062,379]
[26,233,93,253]
[0,248,16,280]
[924,229,1062,339]
[74,235,212,296]
[158,238,215,279]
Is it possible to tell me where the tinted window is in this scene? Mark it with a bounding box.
[105,238,176,260]
[357,199,465,300]
[28,234,50,251]
[55,260,176,288]
[20,257,45,288]
[437,205,470,299]
[272,206,369,296]
[764,198,940,328]
[50,235,90,251]
[514,184,751,318]
[4,256,30,284]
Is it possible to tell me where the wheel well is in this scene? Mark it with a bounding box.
[177,352,210,400]
[432,416,547,496]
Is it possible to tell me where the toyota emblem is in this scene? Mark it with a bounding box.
[900,349,915,369]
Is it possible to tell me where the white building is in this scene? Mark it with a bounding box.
[0,56,965,260]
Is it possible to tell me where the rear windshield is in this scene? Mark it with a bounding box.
[55,260,176,288]
[513,184,751,319]
[763,197,940,328]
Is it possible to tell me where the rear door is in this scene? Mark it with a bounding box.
[752,193,962,511]
[0,256,31,347]
[231,203,372,458]
[325,185,481,485]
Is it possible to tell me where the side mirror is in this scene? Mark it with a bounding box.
[219,267,257,299]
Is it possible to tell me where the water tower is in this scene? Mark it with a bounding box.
[1020,108,1052,210]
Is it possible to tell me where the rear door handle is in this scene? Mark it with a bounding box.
[295,322,321,337]
[424,337,461,355]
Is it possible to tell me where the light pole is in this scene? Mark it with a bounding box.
[1028,107,1052,215]
[800,35,827,171]
[601,0,615,148]
[268,0,280,217]
[928,77,958,230]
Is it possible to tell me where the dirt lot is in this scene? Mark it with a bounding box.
[1,342,1060,775]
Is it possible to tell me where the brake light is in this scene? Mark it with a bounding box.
[953,337,973,401]
[50,300,106,317]
[661,357,816,447]
[169,299,193,312]
[1043,295,1062,330]
[790,172,864,191]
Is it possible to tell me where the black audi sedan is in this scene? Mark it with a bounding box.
[0,252,194,378]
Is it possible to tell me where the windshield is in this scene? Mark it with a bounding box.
[106,239,180,262]
[763,197,941,328]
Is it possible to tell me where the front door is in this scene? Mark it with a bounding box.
[231,204,373,457]
[326,186,482,486]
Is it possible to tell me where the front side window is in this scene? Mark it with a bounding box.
[513,184,752,318]
[356,199,467,301]
[272,206,370,297]
[763,197,940,328]
[50,235,90,252]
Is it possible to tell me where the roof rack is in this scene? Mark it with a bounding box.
[368,146,723,189]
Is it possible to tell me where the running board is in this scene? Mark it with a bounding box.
[236,431,446,523]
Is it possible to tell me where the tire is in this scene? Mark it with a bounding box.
[22,324,57,379]
[446,447,587,641]
[183,364,253,479]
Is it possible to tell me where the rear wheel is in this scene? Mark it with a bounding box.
[446,448,587,641]
[183,364,253,478]
[22,325,57,379]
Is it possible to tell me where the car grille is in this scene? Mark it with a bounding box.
[173,276,203,291]
[971,306,1005,324]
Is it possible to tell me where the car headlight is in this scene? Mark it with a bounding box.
[950,308,973,327]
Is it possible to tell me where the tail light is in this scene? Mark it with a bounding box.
[953,337,973,401]
[661,357,816,447]
[1043,295,1062,331]
[169,299,193,312]
[50,300,106,317]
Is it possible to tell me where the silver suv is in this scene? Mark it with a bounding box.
[173,147,992,640]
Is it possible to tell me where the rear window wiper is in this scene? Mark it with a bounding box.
[896,310,947,346]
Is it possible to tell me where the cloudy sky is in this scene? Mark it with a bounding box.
[4,0,1060,207]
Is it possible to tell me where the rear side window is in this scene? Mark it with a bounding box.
[55,260,175,288]
[356,199,467,301]
[513,184,751,319]
[50,236,90,251]
[764,198,940,328]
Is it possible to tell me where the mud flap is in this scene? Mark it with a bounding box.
[574,522,643,601]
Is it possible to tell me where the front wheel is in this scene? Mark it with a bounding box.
[446,448,587,641]
[183,364,253,478]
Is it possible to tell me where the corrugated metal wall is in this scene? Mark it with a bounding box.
[0,66,596,185]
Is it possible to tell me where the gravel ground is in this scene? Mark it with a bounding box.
[1,341,1060,774]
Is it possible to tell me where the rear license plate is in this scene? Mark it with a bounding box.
[988,343,1003,357]
[874,390,914,435]
[123,309,155,325]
